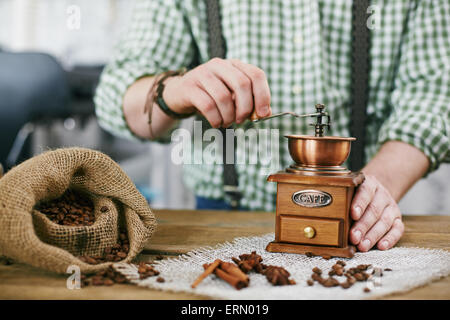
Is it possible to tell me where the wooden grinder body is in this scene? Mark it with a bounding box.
[266,171,365,258]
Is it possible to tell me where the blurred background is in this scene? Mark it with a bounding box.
[0,0,448,214]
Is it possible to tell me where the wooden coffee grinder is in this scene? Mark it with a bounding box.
[256,104,364,258]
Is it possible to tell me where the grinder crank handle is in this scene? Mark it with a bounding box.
[248,103,330,123]
[249,109,327,123]
[249,108,297,122]
[249,108,262,122]
[248,108,296,122]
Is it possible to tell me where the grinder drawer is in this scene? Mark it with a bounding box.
[279,215,342,246]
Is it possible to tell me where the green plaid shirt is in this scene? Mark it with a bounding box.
[95,0,450,211]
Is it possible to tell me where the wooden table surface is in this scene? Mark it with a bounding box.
[0,209,449,300]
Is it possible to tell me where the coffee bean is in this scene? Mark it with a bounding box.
[356,264,371,271]
[330,277,339,286]
[311,273,322,282]
[332,264,342,271]
[116,252,127,259]
[156,277,165,283]
[354,273,365,281]
[312,267,322,275]
[336,260,346,266]
[307,279,314,286]
[347,268,356,275]
[138,266,147,274]
[103,279,114,286]
[322,278,339,287]
[335,268,344,276]
[347,276,356,285]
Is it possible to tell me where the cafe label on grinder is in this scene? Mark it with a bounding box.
[292,190,332,208]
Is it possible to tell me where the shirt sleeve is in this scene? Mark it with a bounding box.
[378,0,450,174]
[94,0,197,142]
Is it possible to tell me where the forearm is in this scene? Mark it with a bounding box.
[362,141,430,202]
[123,76,178,140]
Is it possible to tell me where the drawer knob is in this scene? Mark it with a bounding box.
[304,226,316,239]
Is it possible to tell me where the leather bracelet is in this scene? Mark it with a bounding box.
[144,68,194,125]
[156,70,196,119]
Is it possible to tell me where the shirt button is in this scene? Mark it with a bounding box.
[292,85,302,95]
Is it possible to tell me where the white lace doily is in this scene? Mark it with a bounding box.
[114,234,450,300]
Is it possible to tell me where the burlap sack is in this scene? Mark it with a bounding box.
[0,147,157,274]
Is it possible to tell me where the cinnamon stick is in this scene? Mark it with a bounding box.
[214,267,248,290]
[191,259,220,288]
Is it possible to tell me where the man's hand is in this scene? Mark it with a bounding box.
[123,58,271,139]
[163,58,272,128]
[350,175,404,251]
[348,141,429,252]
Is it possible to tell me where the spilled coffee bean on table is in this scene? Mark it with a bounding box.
[307,260,392,292]
[78,230,130,264]
[81,262,164,287]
